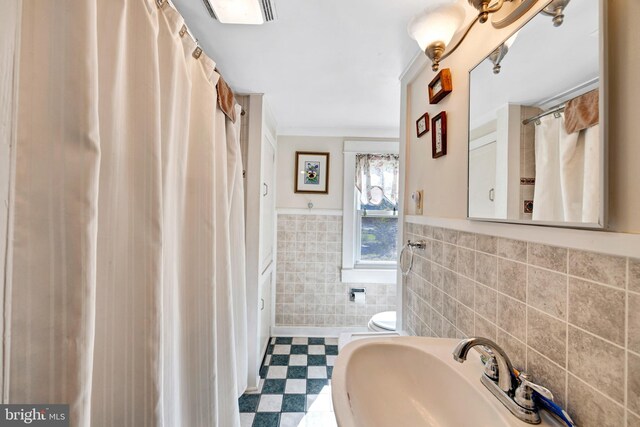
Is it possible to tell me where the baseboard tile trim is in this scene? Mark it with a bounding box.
[271,326,368,337]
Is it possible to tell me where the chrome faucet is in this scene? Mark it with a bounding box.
[453,336,516,393]
[453,337,555,425]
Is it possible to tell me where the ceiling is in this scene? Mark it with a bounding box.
[171,0,437,137]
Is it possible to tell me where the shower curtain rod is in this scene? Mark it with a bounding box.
[159,0,245,116]
[522,102,565,125]
[522,77,599,126]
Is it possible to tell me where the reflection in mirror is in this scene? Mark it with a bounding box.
[468,0,603,227]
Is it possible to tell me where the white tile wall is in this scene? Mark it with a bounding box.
[275,214,396,327]
[403,220,640,427]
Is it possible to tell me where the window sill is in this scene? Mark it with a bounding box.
[340,268,397,284]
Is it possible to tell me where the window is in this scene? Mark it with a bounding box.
[358,214,398,262]
[355,153,399,265]
[341,141,399,284]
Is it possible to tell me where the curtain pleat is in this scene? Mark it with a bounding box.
[226,105,248,397]
[0,0,22,402]
[6,0,248,426]
[92,0,163,424]
[10,2,101,425]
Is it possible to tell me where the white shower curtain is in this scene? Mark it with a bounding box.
[532,114,600,223]
[3,0,248,426]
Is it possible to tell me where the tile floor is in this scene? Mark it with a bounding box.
[238,337,339,427]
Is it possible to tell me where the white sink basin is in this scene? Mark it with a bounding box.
[332,336,563,427]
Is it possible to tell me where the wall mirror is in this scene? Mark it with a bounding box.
[467,0,604,228]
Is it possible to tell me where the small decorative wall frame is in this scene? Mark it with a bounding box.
[431,112,447,158]
[295,151,330,194]
[416,112,429,138]
[428,68,453,104]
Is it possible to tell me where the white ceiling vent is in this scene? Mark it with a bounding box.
[202,0,277,24]
[260,0,276,22]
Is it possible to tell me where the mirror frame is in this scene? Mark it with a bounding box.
[466,0,607,229]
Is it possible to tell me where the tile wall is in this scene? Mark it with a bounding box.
[519,106,538,220]
[403,220,640,427]
[275,214,396,327]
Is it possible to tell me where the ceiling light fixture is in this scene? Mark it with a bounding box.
[409,0,539,72]
[203,0,265,25]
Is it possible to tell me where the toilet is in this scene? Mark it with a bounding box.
[368,311,396,332]
[338,311,402,351]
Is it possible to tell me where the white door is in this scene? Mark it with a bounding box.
[257,132,275,360]
[469,141,497,218]
[258,271,272,356]
[259,135,275,273]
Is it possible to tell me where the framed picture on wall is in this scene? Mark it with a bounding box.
[295,151,330,194]
[428,68,453,104]
[431,112,447,158]
[416,112,429,138]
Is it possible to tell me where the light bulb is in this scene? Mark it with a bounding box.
[408,3,465,52]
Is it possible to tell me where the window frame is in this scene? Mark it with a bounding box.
[341,140,399,284]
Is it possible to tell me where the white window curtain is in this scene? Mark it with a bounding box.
[355,154,399,207]
[3,1,248,426]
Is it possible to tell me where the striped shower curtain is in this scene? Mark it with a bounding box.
[1,0,248,425]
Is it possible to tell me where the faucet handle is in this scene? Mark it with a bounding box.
[520,373,554,400]
[514,372,554,410]
[476,347,499,381]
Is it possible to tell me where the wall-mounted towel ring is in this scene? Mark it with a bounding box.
[400,240,426,276]
[399,244,414,276]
